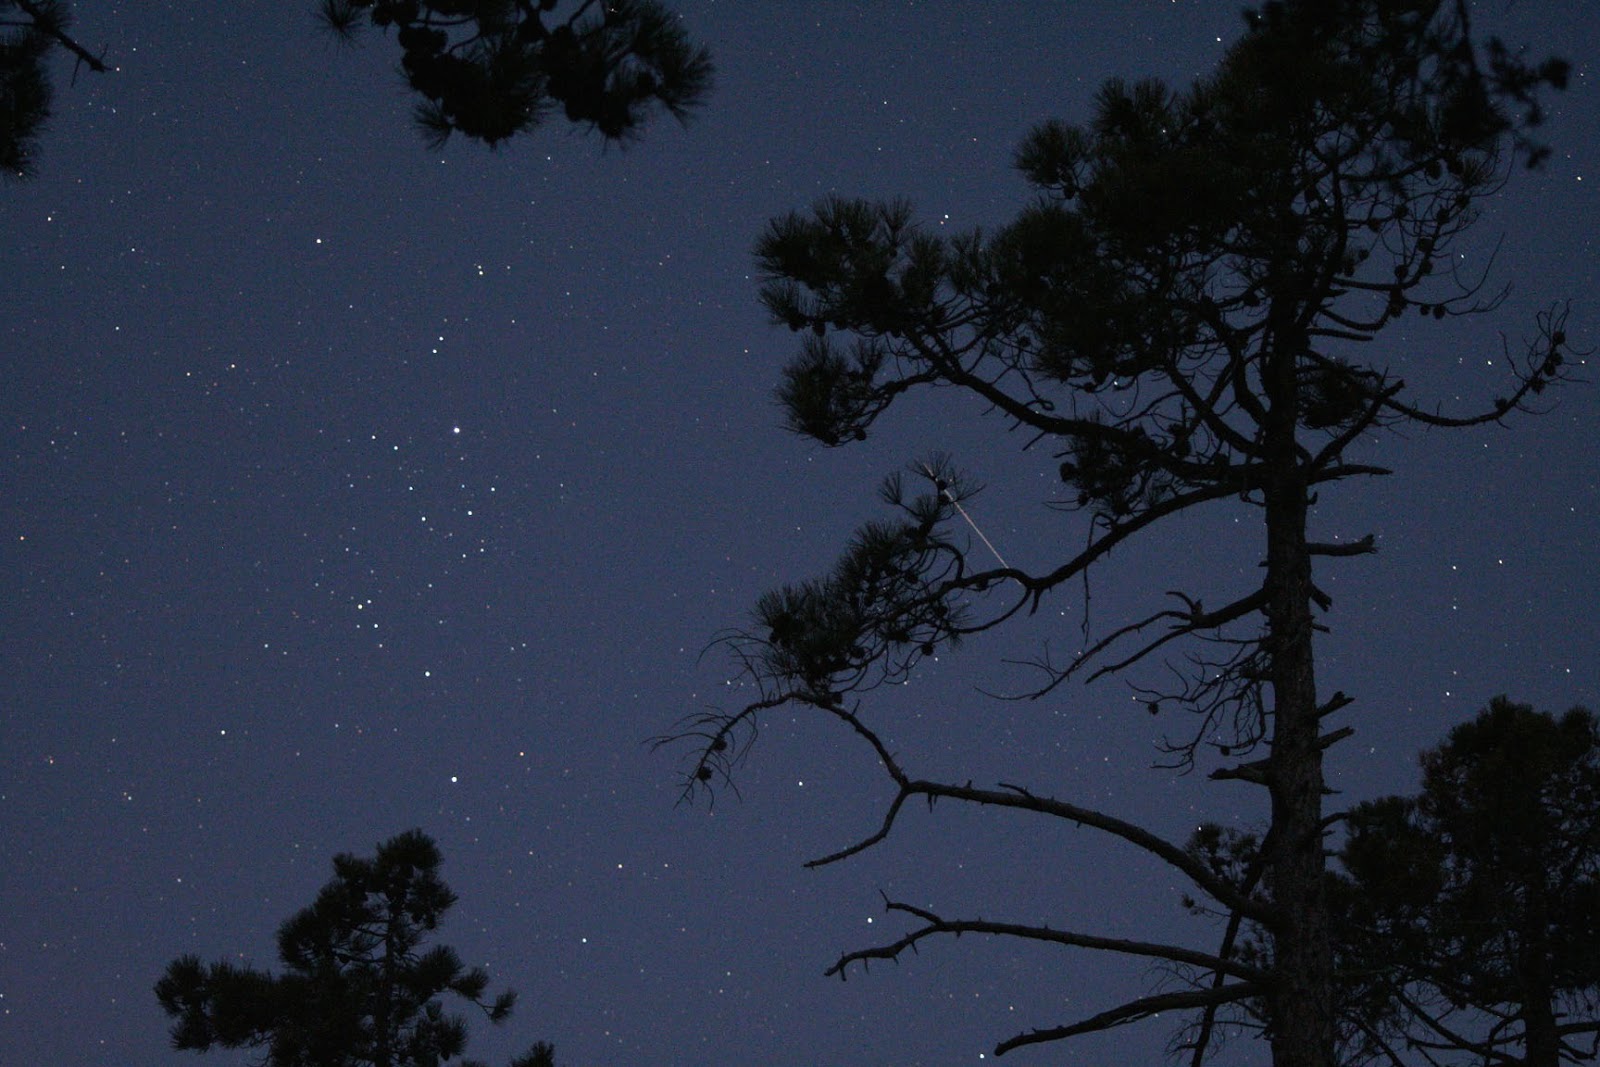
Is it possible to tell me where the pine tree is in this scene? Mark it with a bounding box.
[1333,698,1600,1067]
[658,3,1574,1064]
[156,829,556,1067]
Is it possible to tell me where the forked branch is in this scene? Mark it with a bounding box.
[827,898,1267,984]
[799,740,1271,924]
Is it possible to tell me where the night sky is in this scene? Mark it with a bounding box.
[3,4,1597,1065]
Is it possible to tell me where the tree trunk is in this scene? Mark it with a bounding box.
[1520,876,1561,1067]
[1523,996,1561,1067]
[377,904,396,1067]
[1262,334,1336,1067]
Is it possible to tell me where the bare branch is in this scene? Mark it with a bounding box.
[1185,843,1269,1067]
[1209,726,1351,785]
[1081,587,1270,684]
[1027,480,1252,602]
[806,770,1273,925]
[826,899,1266,983]
[995,983,1263,1056]
[1306,535,1375,557]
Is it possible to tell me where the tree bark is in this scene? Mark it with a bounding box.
[1521,875,1560,1067]
[1262,329,1336,1067]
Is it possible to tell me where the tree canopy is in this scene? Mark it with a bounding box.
[318,0,712,148]
[659,2,1575,1065]
[156,829,554,1067]
[3,0,710,179]
[1333,698,1600,1067]
[0,0,107,178]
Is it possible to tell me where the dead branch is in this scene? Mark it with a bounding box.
[826,898,1267,983]
[995,982,1263,1056]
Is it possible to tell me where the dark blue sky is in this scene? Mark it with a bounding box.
[3,3,1597,1065]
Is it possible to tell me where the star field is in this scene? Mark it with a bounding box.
[2,3,1598,1066]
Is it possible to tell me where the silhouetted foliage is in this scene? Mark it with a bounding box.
[155,829,556,1067]
[6,2,709,179]
[317,0,712,148]
[1331,698,1600,1067]
[0,0,107,179]
[657,3,1575,1065]
[1183,700,1600,1066]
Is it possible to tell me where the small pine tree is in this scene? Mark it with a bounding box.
[1333,698,1600,1067]
[156,829,554,1067]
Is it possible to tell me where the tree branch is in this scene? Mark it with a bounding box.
[1080,587,1270,684]
[994,982,1263,1056]
[14,0,108,73]
[826,899,1265,983]
[1306,535,1375,557]
[806,769,1271,924]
